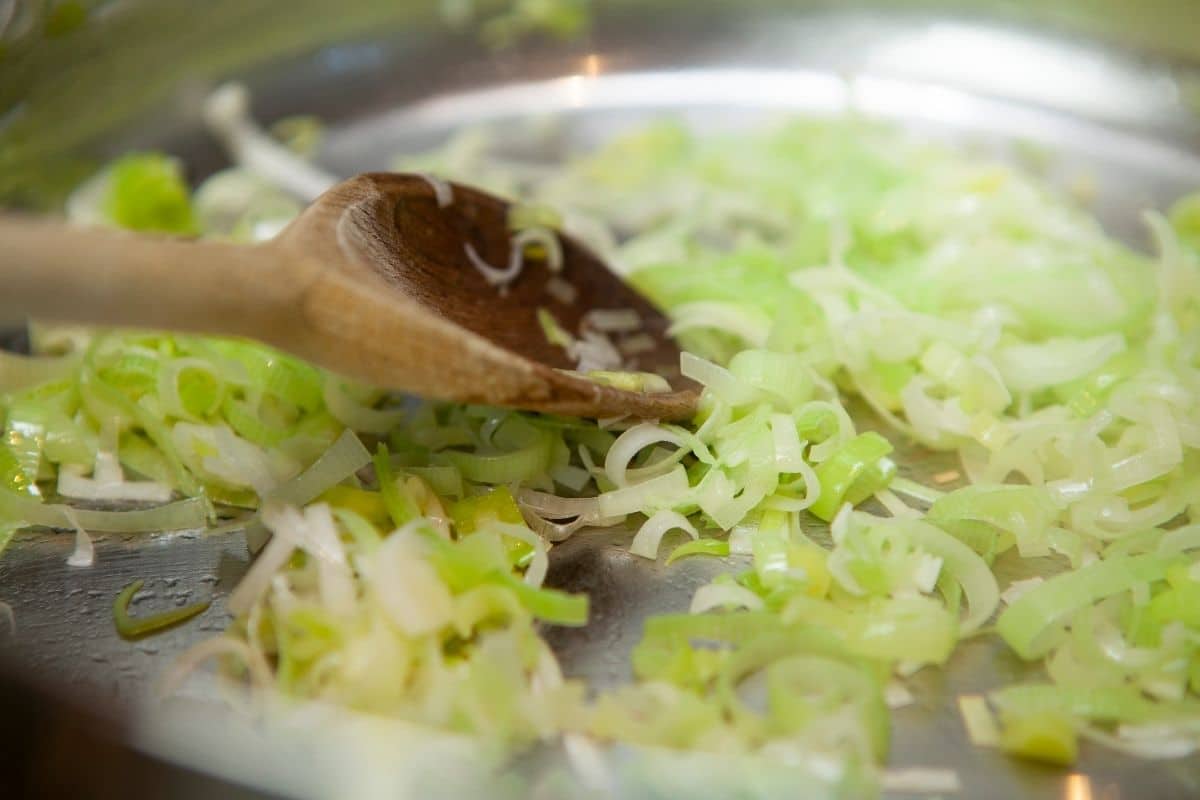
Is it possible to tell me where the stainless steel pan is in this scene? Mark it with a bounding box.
[3,2,1200,797]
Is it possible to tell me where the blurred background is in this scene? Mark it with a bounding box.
[4,0,1200,210]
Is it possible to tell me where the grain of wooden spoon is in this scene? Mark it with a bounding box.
[0,173,698,420]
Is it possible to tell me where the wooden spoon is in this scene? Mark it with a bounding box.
[0,173,698,420]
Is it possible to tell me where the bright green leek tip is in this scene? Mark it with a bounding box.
[102,153,198,234]
[809,432,895,521]
[113,579,211,640]
[449,487,535,567]
[997,711,1078,766]
[449,487,525,534]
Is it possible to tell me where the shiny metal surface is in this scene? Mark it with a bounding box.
[0,526,239,700]
[3,5,1200,798]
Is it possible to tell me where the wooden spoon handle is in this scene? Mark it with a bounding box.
[0,212,319,340]
[0,215,312,340]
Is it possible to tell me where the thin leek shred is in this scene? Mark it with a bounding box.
[113,579,211,640]
[20,114,1199,779]
[666,538,730,565]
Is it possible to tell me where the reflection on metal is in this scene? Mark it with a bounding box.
[564,74,587,108]
[1065,773,1094,800]
[327,68,1200,189]
[864,22,1178,124]
[565,55,605,107]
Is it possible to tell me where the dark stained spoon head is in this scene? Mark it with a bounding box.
[277,172,698,420]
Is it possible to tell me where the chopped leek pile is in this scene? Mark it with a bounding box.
[3,112,1200,788]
